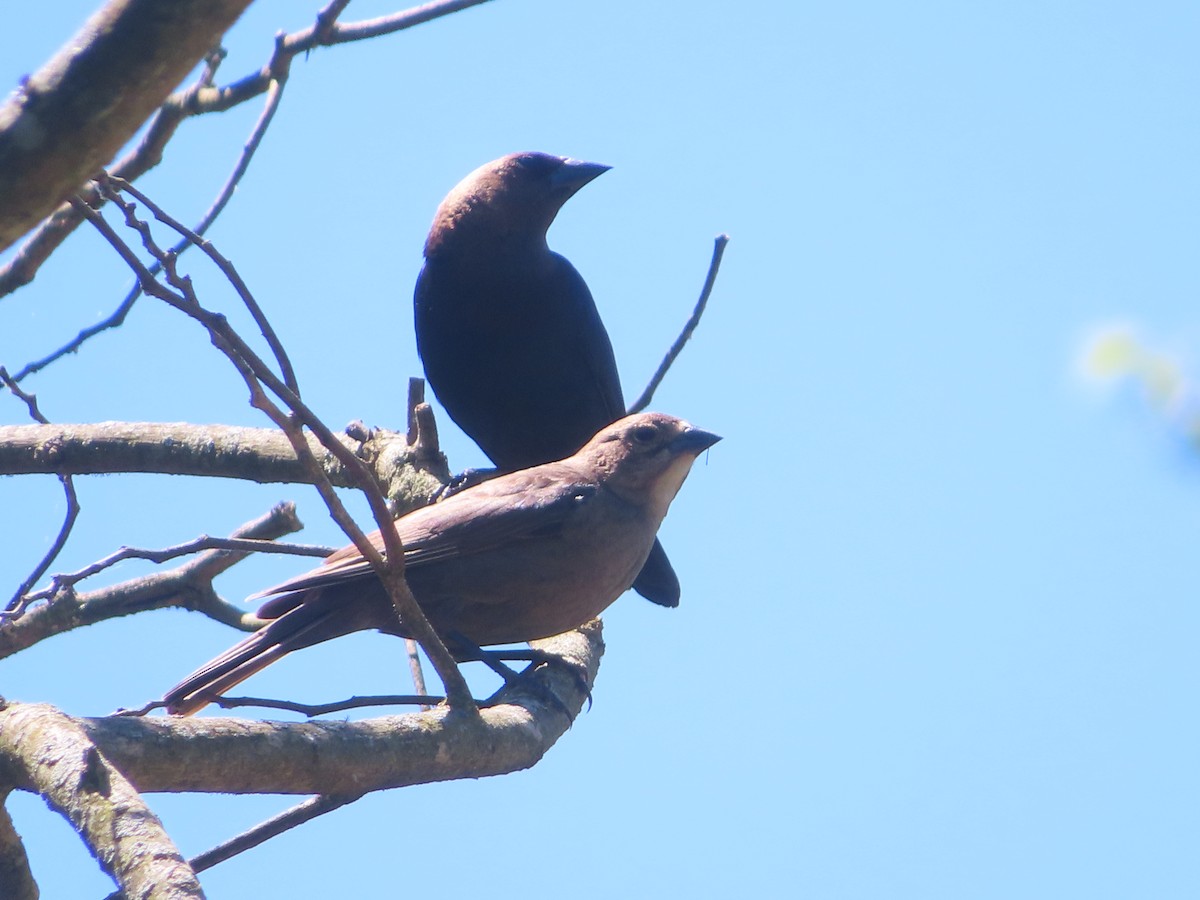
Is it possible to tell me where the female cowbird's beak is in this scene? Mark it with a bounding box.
[671,428,722,456]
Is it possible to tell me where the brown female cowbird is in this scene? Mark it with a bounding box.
[162,414,720,715]
[414,152,683,608]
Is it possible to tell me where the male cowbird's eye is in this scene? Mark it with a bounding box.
[632,424,658,444]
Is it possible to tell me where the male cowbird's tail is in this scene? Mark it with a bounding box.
[633,539,680,607]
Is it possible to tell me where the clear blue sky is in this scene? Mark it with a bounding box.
[3,1,1200,897]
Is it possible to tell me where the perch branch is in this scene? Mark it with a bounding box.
[64,623,603,796]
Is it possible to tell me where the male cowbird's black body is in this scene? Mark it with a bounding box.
[162,414,720,715]
[415,152,682,606]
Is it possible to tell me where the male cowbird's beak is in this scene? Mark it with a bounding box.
[551,158,611,192]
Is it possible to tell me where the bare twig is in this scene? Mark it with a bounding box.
[9,533,332,615]
[189,793,360,875]
[0,368,81,617]
[5,288,142,382]
[213,693,446,716]
[74,186,475,712]
[111,175,300,393]
[0,368,48,422]
[406,377,425,444]
[629,234,729,414]
[406,640,430,703]
[0,504,305,656]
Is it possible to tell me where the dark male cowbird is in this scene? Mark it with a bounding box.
[162,413,720,715]
[414,151,683,608]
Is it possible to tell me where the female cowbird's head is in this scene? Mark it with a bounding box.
[581,413,722,518]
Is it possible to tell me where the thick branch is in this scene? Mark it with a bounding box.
[0,701,201,898]
[0,0,496,297]
[0,0,254,252]
[0,421,447,504]
[60,623,603,796]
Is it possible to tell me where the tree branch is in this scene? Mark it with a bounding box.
[0,0,496,297]
[0,0,255,253]
[0,421,446,504]
[0,701,202,898]
[9,623,604,797]
[0,503,305,659]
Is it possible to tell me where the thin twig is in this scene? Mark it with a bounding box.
[8,535,332,615]
[406,377,424,444]
[73,188,476,712]
[113,691,447,718]
[628,234,729,414]
[1,504,306,651]
[0,368,80,616]
[213,693,446,716]
[6,288,141,382]
[0,368,48,422]
[189,794,361,874]
[111,174,300,393]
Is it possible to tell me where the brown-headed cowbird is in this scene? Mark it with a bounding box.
[414,151,682,608]
[162,413,719,715]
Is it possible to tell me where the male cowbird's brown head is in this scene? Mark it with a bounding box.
[423,152,611,257]
[160,413,719,715]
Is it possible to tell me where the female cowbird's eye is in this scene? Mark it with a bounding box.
[632,425,658,444]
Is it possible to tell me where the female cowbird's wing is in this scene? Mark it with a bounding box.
[163,470,599,716]
[252,469,594,618]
